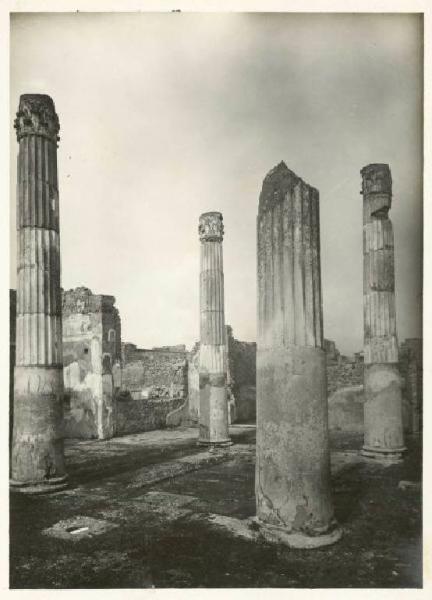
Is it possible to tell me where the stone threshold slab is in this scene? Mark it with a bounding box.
[59,444,253,498]
[124,446,246,490]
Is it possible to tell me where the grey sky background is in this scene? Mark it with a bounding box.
[9,12,423,354]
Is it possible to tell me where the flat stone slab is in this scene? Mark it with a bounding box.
[133,491,198,521]
[124,448,236,489]
[136,491,197,508]
[43,516,118,542]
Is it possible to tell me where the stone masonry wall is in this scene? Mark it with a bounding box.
[187,328,256,424]
[120,344,188,400]
[115,396,184,435]
[399,338,422,433]
[187,343,200,424]
[326,360,364,395]
[227,327,256,422]
[117,344,188,434]
[325,338,422,434]
[8,286,422,438]
[62,287,121,439]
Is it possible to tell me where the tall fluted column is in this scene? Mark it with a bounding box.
[255,162,341,548]
[10,94,68,492]
[198,212,231,446]
[361,164,405,461]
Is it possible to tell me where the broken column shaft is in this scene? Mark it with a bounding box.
[10,94,68,492]
[361,163,405,461]
[255,162,341,548]
[198,212,231,446]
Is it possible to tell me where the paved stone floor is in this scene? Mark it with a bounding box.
[10,425,422,588]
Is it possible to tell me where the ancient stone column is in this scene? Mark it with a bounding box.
[361,164,405,461]
[10,94,68,492]
[255,162,341,548]
[198,212,231,446]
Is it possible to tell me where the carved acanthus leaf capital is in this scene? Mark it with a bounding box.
[14,94,60,143]
[199,212,224,242]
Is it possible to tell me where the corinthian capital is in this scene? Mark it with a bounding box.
[199,212,224,242]
[14,94,60,143]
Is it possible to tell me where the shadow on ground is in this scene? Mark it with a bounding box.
[10,428,422,589]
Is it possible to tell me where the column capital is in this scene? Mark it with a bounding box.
[360,163,392,196]
[14,94,60,143]
[199,212,224,242]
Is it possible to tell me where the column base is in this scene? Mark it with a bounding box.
[251,518,343,549]
[361,446,406,463]
[10,474,68,495]
[197,438,233,448]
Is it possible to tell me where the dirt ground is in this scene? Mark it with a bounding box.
[9,426,422,589]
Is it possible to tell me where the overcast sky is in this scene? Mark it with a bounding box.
[9,12,423,354]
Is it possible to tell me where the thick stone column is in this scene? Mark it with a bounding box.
[10,94,68,493]
[255,162,341,548]
[361,164,405,461]
[198,212,231,446]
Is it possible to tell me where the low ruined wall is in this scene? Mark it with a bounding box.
[326,361,364,395]
[121,348,187,400]
[399,339,422,434]
[62,288,120,440]
[235,385,256,423]
[187,347,200,424]
[115,395,184,435]
[328,385,365,433]
[227,334,256,423]
[63,388,99,439]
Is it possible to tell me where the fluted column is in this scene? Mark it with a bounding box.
[10,94,68,492]
[255,162,341,548]
[198,212,231,446]
[361,164,405,461]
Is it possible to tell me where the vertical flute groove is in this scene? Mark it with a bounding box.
[198,211,230,444]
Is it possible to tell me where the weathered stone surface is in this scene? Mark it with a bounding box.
[399,338,422,435]
[361,164,405,460]
[188,326,252,425]
[62,287,121,440]
[11,94,67,492]
[116,397,184,435]
[198,212,231,446]
[326,355,364,396]
[187,343,200,424]
[121,344,187,401]
[227,326,256,422]
[256,162,340,546]
[363,363,404,457]
[328,385,365,433]
[10,290,17,452]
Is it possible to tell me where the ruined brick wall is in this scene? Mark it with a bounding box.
[120,345,188,400]
[187,343,200,424]
[399,338,422,433]
[187,329,257,424]
[62,287,121,439]
[62,288,188,439]
[227,328,256,422]
[326,360,364,395]
[328,385,365,433]
[115,396,184,435]
[323,338,340,362]
[117,345,188,434]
